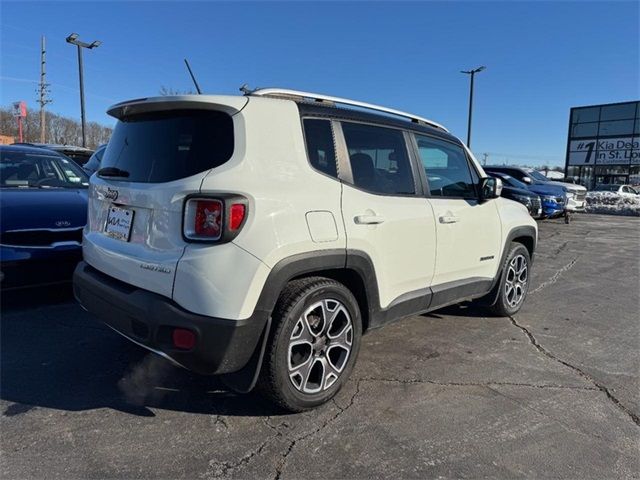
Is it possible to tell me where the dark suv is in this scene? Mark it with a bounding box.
[487,173,542,218]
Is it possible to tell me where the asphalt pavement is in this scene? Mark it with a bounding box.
[1,214,638,479]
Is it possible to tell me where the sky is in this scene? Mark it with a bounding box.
[1,1,638,167]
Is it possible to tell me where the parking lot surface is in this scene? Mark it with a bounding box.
[1,214,639,479]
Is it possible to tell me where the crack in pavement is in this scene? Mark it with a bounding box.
[212,415,229,431]
[203,369,606,478]
[265,376,599,479]
[204,435,278,479]
[528,257,579,294]
[508,315,640,426]
[355,377,598,391]
[271,379,363,480]
[550,241,569,257]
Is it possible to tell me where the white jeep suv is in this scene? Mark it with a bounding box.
[74,88,537,411]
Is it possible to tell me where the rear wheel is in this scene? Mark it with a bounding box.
[489,242,531,317]
[258,277,362,412]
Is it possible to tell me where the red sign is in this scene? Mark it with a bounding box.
[12,101,27,118]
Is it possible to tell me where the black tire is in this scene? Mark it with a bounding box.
[488,242,531,317]
[257,277,362,412]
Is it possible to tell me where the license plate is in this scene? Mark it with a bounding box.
[105,205,134,241]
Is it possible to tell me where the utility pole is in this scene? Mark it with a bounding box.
[37,36,52,143]
[461,66,486,148]
[66,33,101,147]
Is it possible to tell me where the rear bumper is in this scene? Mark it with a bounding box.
[73,261,268,375]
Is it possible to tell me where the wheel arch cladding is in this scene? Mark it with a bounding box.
[482,225,537,307]
[509,227,537,261]
[292,267,371,333]
[513,235,534,256]
[254,249,377,334]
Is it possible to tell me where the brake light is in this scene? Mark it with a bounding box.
[183,196,248,242]
[229,204,246,231]
[194,200,223,238]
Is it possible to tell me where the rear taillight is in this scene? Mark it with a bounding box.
[229,204,246,231]
[194,199,223,238]
[183,195,248,242]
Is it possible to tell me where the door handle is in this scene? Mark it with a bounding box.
[439,215,460,224]
[354,214,385,225]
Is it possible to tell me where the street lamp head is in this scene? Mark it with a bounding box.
[90,40,102,49]
[66,33,79,44]
[461,66,487,75]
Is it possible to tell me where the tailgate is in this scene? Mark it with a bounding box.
[82,98,246,299]
[84,177,198,298]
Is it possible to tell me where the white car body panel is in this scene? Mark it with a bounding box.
[214,98,347,268]
[340,184,437,309]
[172,242,270,320]
[429,198,502,285]
[84,177,203,298]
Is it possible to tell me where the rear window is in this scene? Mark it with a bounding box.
[101,109,234,183]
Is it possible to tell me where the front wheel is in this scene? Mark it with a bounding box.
[257,277,362,412]
[489,243,531,317]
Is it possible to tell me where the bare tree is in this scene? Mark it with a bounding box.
[0,106,112,149]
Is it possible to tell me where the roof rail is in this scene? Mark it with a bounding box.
[249,88,448,132]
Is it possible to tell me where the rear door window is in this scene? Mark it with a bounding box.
[101,110,234,183]
[341,122,415,195]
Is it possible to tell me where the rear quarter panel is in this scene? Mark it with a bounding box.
[200,97,346,267]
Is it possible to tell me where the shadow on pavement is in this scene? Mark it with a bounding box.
[424,302,493,319]
[1,286,285,418]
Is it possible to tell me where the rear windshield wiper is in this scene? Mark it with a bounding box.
[97,167,130,178]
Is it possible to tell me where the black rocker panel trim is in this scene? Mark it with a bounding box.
[429,277,494,311]
[257,249,504,332]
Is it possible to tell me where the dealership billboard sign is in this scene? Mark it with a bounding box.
[569,136,640,165]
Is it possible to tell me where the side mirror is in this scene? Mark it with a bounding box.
[480,177,502,201]
[522,177,532,184]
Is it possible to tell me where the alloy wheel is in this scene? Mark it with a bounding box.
[287,299,353,394]
[505,254,528,308]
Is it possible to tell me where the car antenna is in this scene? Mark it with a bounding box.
[184,58,202,94]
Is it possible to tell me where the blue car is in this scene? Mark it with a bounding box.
[485,167,582,218]
[486,170,565,218]
[0,145,89,290]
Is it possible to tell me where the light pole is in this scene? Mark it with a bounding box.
[461,66,485,148]
[66,33,101,147]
